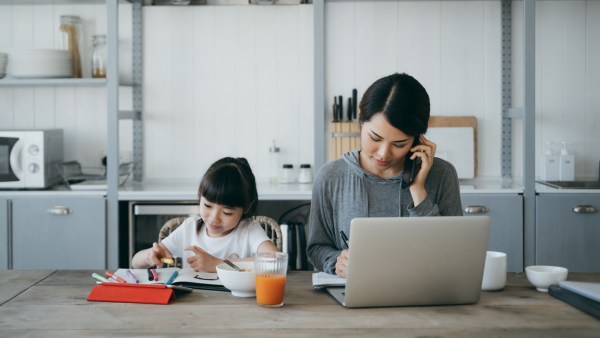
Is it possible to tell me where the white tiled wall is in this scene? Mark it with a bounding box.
[2,1,599,182]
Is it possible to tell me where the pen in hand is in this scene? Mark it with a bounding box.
[340,230,350,248]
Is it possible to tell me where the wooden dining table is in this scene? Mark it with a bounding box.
[1,270,599,337]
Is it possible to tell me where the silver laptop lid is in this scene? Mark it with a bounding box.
[343,216,491,308]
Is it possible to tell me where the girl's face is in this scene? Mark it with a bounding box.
[359,112,415,178]
[199,196,244,238]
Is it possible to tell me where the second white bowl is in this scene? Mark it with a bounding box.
[216,261,256,297]
[525,265,568,292]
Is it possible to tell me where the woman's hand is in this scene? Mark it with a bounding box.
[335,249,349,278]
[184,245,221,272]
[409,134,437,205]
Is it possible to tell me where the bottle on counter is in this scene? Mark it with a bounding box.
[539,141,559,181]
[558,141,575,181]
[268,140,280,185]
[91,35,107,78]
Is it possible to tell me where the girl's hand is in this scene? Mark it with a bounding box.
[184,245,221,272]
[146,242,172,267]
[335,249,349,278]
[409,135,437,205]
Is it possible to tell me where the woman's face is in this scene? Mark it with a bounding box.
[199,196,244,238]
[359,113,415,178]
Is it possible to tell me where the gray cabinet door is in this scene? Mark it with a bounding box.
[12,197,106,269]
[0,199,7,269]
[536,194,600,272]
[461,194,523,272]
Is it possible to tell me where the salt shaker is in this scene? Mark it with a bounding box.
[298,164,313,184]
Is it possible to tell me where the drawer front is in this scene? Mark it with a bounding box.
[12,197,106,269]
[461,194,523,272]
[536,194,600,272]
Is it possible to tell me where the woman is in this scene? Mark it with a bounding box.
[307,73,463,277]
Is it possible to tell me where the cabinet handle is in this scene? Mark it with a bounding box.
[464,205,489,214]
[572,205,598,214]
[47,206,72,215]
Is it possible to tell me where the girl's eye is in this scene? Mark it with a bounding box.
[223,212,233,216]
[203,203,212,208]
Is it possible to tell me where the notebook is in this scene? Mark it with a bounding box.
[326,215,491,308]
[559,281,600,302]
[549,281,600,319]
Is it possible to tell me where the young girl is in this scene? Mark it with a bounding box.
[132,157,280,272]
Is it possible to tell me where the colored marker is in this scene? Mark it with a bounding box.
[105,271,127,283]
[147,267,154,281]
[151,268,158,282]
[91,272,111,283]
[165,270,179,285]
[126,269,139,283]
[161,257,174,265]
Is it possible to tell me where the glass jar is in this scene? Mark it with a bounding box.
[92,35,107,78]
[280,164,295,184]
[297,164,313,184]
[59,15,83,78]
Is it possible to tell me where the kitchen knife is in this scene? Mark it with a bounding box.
[347,97,352,121]
[338,95,343,122]
[352,88,357,120]
[332,96,338,122]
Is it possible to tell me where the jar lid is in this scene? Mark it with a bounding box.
[300,164,311,168]
[282,164,293,169]
[60,15,81,23]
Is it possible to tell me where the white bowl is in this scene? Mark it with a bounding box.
[216,261,256,297]
[525,265,568,292]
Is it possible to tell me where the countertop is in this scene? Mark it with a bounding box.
[1,270,599,337]
[5,178,600,200]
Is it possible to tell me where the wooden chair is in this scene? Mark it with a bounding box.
[157,215,285,252]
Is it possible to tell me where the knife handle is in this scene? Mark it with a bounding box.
[332,96,338,122]
[352,88,358,120]
[338,95,343,122]
[347,98,352,121]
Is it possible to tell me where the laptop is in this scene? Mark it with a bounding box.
[326,215,491,308]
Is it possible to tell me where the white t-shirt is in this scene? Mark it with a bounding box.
[161,216,270,269]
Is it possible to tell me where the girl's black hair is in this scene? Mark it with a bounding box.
[198,157,258,219]
[358,73,430,137]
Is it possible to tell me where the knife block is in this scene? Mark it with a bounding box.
[330,122,360,161]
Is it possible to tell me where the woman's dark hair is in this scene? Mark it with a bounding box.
[358,73,430,138]
[198,157,258,219]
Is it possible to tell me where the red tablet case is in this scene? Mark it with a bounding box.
[87,282,174,305]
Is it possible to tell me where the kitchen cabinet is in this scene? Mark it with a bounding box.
[11,196,106,269]
[536,193,600,272]
[461,193,523,272]
[0,199,7,269]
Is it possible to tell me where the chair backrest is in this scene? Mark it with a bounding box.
[157,215,285,252]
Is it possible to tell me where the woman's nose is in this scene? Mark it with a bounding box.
[377,144,391,158]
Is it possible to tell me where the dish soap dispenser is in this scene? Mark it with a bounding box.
[540,141,559,181]
[558,141,575,181]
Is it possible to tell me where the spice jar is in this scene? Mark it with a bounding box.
[280,164,295,184]
[59,15,83,78]
[92,35,107,78]
[298,164,313,184]
[268,140,280,185]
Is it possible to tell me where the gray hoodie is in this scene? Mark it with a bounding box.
[306,150,463,274]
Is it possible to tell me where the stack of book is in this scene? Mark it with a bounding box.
[549,281,600,319]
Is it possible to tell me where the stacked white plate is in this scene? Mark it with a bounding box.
[0,52,7,78]
[9,49,72,79]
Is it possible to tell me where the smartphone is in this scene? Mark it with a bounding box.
[401,139,422,189]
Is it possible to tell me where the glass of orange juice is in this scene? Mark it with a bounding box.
[254,252,288,307]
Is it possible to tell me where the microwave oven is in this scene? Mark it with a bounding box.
[0,129,63,189]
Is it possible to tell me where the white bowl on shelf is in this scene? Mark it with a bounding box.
[525,265,568,292]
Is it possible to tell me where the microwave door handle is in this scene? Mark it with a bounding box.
[9,139,24,180]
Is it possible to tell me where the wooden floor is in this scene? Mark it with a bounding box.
[1,270,599,337]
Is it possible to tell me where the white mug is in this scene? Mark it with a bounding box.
[481,251,507,291]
